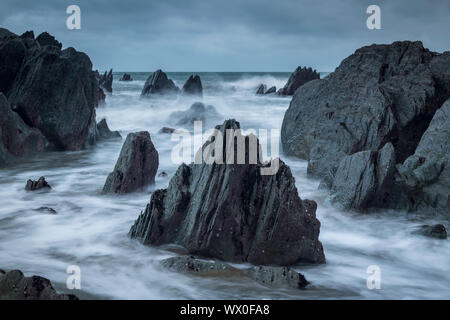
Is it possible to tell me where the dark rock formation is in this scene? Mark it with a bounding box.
[277,66,320,96]
[130,119,325,266]
[281,41,450,213]
[33,207,57,214]
[141,69,179,96]
[158,171,168,177]
[97,87,106,105]
[98,69,113,93]
[0,94,45,166]
[160,256,309,289]
[412,224,448,239]
[0,28,99,152]
[119,73,132,81]
[25,177,51,191]
[159,127,175,134]
[256,84,266,95]
[0,269,77,300]
[96,119,121,140]
[103,131,159,194]
[182,75,202,96]
[265,86,276,94]
[169,102,221,126]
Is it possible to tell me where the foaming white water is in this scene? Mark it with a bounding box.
[0,72,449,299]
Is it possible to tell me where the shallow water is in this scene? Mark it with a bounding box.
[0,72,449,299]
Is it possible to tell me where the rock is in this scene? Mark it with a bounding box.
[98,69,113,93]
[141,69,179,96]
[96,119,121,140]
[159,127,175,134]
[0,269,78,300]
[160,255,309,289]
[119,73,132,81]
[0,94,45,166]
[103,131,159,194]
[256,84,266,95]
[246,266,309,289]
[97,87,106,105]
[34,207,57,214]
[0,29,99,151]
[277,66,320,96]
[169,102,221,126]
[265,86,276,94]
[158,171,168,177]
[129,119,325,266]
[281,41,450,212]
[182,75,202,96]
[25,177,51,191]
[412,224,448,239]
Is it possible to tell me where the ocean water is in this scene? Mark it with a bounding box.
[0,72,449,299]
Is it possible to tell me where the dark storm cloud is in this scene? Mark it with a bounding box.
[1,0,449,71]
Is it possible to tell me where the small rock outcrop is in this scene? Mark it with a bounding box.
[412,224,448,239]
[141,69,179,96]
[25,177,51,191]
[103,131,159,194]
[119,73,132,81]
[281,41,450,213]
[96,119,121,140]
[159,127,175,134]
[182,75,202,96]
[265,86,276,94]
[169,102,221,126]
[34,207,57,214]
[256,84,266,95]
[277,66,320,95]
[130,119,325,266]
[0,269,77,300]
[98,69,113,93]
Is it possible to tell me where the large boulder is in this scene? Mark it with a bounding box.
[0,29,99,151]
[0,269,78,300]
[169,102,221,126]
[0,94,45,166]
[103,131,159,194]
[129,119,325,266]
[182,75,202,96]
[141,69,179,96]
[277,66,320,96]
[281,41,450,212]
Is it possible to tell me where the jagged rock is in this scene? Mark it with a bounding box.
[97,87,106,105]
[182,75,202,96]
[34,207,57,214]
[412,224,448,239]
[256,84,266,95]
[103,131,159,194]
[129,119,325,266]
[0,94,45,166]
[246,266,309,289]
[119,73,132,81]
[0,29,99,151]
[159,127,175,134]
[265,86,276,94]
[281,41,450,212]
[25,177,51,191]
[141,69,179,96]
[277,66,320,96]
[0,269,77,300]
[169,102,221,126]
[98,69,113,93]
[96,119,121,140]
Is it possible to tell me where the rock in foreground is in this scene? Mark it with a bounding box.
[277,66,320,95]
[0,269,78,300]
[103,131,159,194]
[130,119,325,266]
[141,69,179,96]
[25,177,51,191]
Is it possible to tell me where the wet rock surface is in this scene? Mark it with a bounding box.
[277,66,320,96]
[130,119,325,266]
[256,84,266,95]
[182,75,203,96]
[0,269,78,300]
[98,69,113,93]
[141,69,179,96]
[25,177,51,191]
[119,73,132,81]
[281,41,450,213]
[96,119,121,140]
[412,224,448,239]
[103,131,159,194]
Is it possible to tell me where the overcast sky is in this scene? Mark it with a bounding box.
[1,0,449,72]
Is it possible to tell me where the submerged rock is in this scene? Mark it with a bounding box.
[0,269,77,300]
[247,266,309,289]
[98,69,113,93]
[169,102,221,126]
[130,119,325,266]
[281,41,450,213]
[33,207,57,214]
[96,119,121,140]
[141,69,179,96]
[277,66,320,96]
[182,75,203,96]
[25,177,51,191]
[159,127,175,134]
[103,131,159,194]
[119,73,132,81]
[412,224,448,239]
